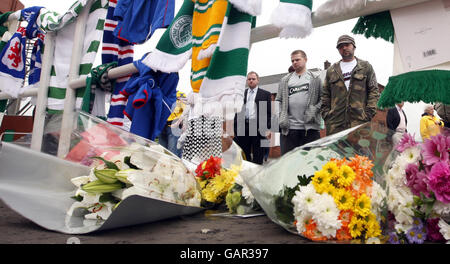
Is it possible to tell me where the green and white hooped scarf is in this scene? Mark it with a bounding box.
[271,0,313,38]
[38,0,108,114]
[195,3,256,120]
[142,0,261,121]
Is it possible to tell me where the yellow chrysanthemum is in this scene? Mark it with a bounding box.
[198,179,207,189]
[363,213,381,239]
[336,165,356,187]
[322,161,339,178]
[199,167,238,204]
[312,170,330,194]
[210,177,226,194]
[354,194,372,217]
[333,188,355,211]
[348,216,365,238]
[202,189,218,203]
[323,184,337,197]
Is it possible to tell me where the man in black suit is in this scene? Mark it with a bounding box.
[386,102,408,145]
[233,71,272,165]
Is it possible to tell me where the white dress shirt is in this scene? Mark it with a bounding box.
[396,105,407,133]
[246,87,258,119]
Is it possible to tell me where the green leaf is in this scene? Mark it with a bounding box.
[317,155,325,161]
[90,156,119,170]
[297,174,313,186]
[124,156,141,170]
[424,203,434,217]
[412,208,425,219]
[99,193,119,204]
[71,195,83,202]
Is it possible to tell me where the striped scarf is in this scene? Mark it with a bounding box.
[102,0,134,127]
[271,0,313,38]
[38,0,108,114]
[142,0,261,120]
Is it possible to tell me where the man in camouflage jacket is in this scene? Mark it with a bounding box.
[321,35,379,136]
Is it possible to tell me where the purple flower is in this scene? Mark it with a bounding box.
[428,161,450,203]
[405,163,431,197]
[421,134,450,166]
[411,217,424,230]
[406,227,426,244]
[426,218,446,242]
[396,133,419,152]
[388,232,400,244]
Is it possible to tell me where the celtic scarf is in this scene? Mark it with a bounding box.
[271,0,313,38]
[38,0,108,114]
[142,0,261,120]
[351,11,394,43]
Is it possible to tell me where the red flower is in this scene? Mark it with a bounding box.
[195,156,223,180]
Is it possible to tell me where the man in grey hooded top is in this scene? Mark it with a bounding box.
[275,50,323,155]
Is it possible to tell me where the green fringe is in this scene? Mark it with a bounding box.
[377,70,450,109]
[351,11,394,43]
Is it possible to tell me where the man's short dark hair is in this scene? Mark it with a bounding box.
[290,50,307,59]
[247,71,259,79]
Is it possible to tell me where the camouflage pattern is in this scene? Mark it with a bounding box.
[435,103,450,126]
[321,58,379,135]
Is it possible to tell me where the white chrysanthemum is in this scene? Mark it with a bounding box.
[395,222,413,234]
[432,200,450,216]
[234,175,255,205]
[312,193,341,238]
[241,185,255,205]
[387,164,406,186]
[292,184,319,213]
[395,153,416,172]
[398,146,421,165]
[294,213,311,234]
[438,219,450,240]
[370,182,387,220]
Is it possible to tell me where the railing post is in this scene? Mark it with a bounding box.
[57,0,93,158]
[30,32,55,151]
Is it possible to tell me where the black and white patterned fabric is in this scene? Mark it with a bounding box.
[182,116,223,162]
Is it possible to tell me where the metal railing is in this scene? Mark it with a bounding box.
[0,0,431,157]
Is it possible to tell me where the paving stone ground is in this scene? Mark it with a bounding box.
[0,200,316,244]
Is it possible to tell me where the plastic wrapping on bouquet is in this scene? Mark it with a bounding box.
[0,111,205,234]
[239,122,395,242]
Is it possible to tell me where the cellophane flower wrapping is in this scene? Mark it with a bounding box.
[383,127,450,244]
[187,138,255,211]
[54,112,202,221]
[240,123,393,242]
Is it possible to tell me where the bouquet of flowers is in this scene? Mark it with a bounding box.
[225,172,261,215]
[240,123,395,243]
[67,143,202,221]
[384,129,450,243]
[289,155,387,242]
[194,156,239,207]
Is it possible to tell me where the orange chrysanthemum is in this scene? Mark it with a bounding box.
[336,226,352,241]
[302,220,328,241]
[339,210,354,226]
[330,157,348,167]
